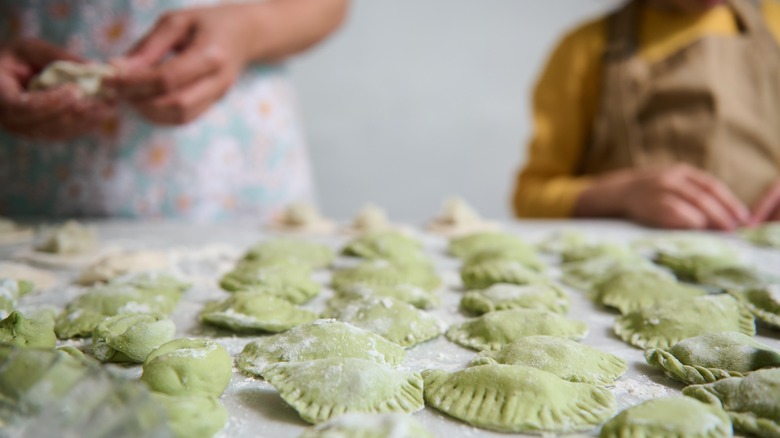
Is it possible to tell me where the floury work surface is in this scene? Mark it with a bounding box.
[4,219,780,437]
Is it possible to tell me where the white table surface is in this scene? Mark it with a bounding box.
[4,219,780,438]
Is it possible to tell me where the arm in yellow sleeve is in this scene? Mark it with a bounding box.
[512,18,606,218]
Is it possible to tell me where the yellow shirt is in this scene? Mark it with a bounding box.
[513,1,780,218]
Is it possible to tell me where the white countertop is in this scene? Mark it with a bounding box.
[5,219,780,438]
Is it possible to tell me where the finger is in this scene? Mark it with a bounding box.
[133,73,228,125]
[19,101,111,141]
[121,13,193,70]
[671,180,739,231]
[750,182,780,225]
[657,196,708,230]
[110,37,222,100]
[684,169,749,225]
[0,82,81,126]
[14,39,83,68]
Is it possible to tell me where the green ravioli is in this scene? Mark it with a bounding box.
[472,336,627,385]
[236,319,406,377]
[460,283,569,315]
[200,292,317,333]
[241,239,334,269]
[614,295,755,349]
[600,397,732,438]
[646,332,780,385]
[446,308,588,351]
[423,365,615,433]
[263,358,424,424]
[684,368,780,438]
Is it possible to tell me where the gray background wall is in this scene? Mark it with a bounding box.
[290,0,621,222]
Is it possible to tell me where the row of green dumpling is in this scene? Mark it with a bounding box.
[0,339,232,438]
[639,331,780,437]
[336,231,443,309]
[448,231,546,290]
[639,233,780,330]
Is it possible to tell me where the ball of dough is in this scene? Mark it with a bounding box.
[141,338,232,397]
[92,313,176,363]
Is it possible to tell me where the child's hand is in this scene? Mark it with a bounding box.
[107,5,255,126]
[0,39,112,141]
[750,180,780,224]
[576,165,749,230]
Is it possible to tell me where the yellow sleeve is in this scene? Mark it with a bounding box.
[762,0,780,41]
[512,18,606,218]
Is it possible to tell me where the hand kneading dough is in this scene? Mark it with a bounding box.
[29,60,115,97]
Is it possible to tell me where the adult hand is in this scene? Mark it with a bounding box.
[108,5,254,126]
[750,179,780,224]
[0,39,114,141]
[575,164,749,230]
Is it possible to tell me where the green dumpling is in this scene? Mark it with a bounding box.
[460,283,569,315]
[729,285,780,329]
[695,265,774,292]
[463,246,545,273]
[55,277,185,339]
[593,270,707,314]
[472,336,627,385]
[741,222,780,248]
[561,243,635,264]
[323,297,443,347]
[561,256,665,292]
[536,230,587,255]
[0,310,57,349]
[141,338,232,397]
[460,258,544,290]
[151,393,227,438]
[242,239,334,269]
[634,233,738,259]
[448,232,535,260]
[422,365,615,433]
[600,396,732,438]
[92,313,176,363]
[684,368,780,438]
[0,345,91,409]
[332,260,441,294]
[446,308,588,351]
[614,295,756,349]
[299,413,434,438]
[333,283,440,310]
[236,319,406,377]
[0,279,35,319]
[219,260,320,303]
[655,252,745,282]
[645,332,780,385]
[263,358,424,424]
[200,292,317,333]
[341,231,426,262]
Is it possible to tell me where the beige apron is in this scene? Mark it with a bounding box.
[582,0,780,205]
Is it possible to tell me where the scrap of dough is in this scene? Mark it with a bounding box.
[0,262,58,290]
[0,218,34,246]
[268,202,335,234]
[36,221,98,255]
[29,61,115,97]
[427,197,498,236]
[346,204,393,233]
[77,251,170,286]
[18,221,102,268]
